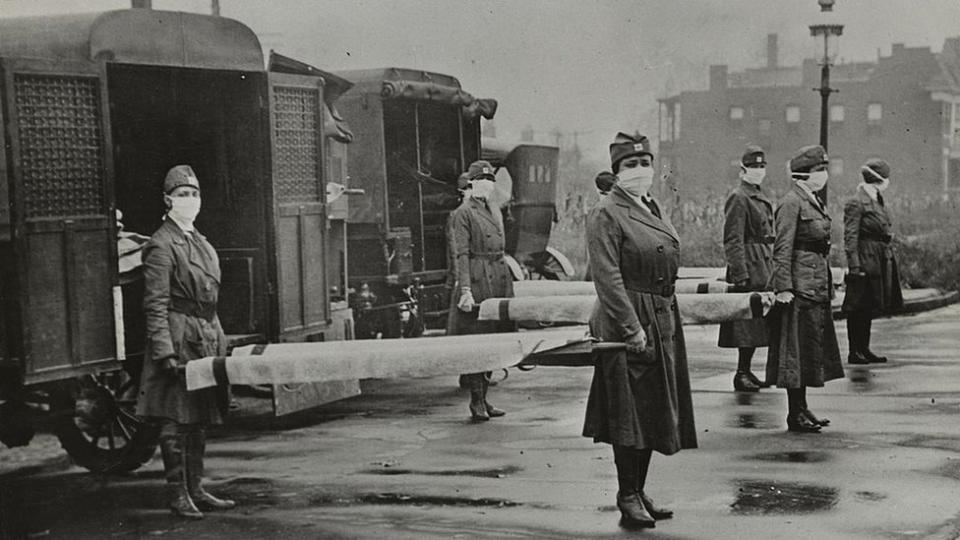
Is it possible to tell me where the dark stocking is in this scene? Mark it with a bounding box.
[737,347,755,373]
[787,387,806,416]
[613,445,638,494]
[636,449,653,493]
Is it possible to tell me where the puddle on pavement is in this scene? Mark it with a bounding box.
[847,367,875,392]
[310,492,520,508]
[731,480,838,514]
[747,451,831,463]
[727,412,780,429]
[362,465,522,478]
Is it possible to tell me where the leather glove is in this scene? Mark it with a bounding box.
[624,328,648,354]
[457,288,476,312]
[775,291,795,304]
[161,356,181,375]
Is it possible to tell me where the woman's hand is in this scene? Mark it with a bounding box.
[775,291,795,304]
[625,328,648,354]
[457,288,476,312]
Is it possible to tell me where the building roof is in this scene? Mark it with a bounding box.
[928,37,960,94]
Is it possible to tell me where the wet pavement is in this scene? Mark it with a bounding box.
[3,305,960,539]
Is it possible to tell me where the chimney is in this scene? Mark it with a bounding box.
[767,34,778,68]
[131,0,152,8]
[709,65,728,91]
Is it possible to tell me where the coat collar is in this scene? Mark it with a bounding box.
[161,218,220,283]
[468,196,503,232]
[609,185,679,241]
[791,183,829,218]
[740,180,773,207]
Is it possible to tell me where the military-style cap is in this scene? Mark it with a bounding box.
[861,158,890,182]
[741,144,766,167]
[163,165,200,194]
[789,145,828,173]
[609,132,653,172]
[466,160,496,181]
[595,171,617,194]
[456,172,472,191]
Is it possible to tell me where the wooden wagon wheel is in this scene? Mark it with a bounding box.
[51,369,159,474]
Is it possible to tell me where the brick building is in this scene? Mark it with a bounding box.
[657,35,960,206]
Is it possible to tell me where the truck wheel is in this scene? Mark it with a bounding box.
[52,371,159,474]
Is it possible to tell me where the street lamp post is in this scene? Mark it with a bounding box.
[809,0,843,201]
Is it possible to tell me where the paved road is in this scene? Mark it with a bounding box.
[3,305,960,539]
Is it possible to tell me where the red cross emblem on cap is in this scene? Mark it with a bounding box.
[634,143,644,151]
[756,156,763,163]
[483,167,491,174]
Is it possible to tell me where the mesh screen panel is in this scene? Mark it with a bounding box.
[14,74,104,218]
[273,86,321,203]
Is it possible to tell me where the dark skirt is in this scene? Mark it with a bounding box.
[841,254,904,313]
[718,318,770,348]
[582,294,698,455]
[766,297,844,388]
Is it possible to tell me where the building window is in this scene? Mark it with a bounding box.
[867,103,882,125]
[785,105,800,124]
[830,104,845,122]
[829,157,844,178]
[729,106,744,121]
[758,118,772,137]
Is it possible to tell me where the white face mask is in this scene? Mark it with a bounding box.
[617,166,655,197]
[741,167,766,185]
[876,177,890,192]
[167,196,202,225]
[798,170,828,191]
[471,179,495,200]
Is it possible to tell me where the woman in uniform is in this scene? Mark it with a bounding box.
[767,145,844,433]
[584,132,697,528]
[137,165,235,518]
[842,158,903,364]
[447,160,515,421]
[719,145,775,392]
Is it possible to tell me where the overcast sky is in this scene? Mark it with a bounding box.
[2,0,958,161]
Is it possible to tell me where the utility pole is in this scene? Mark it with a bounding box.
[211,0,221,16]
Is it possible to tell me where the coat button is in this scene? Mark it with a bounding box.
[657,245,665,253]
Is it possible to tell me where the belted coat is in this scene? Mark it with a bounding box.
[582,185,697,455]
[766,184,843,388]
[841,187,903,313]
[445,197,515,336]
[136,218,227,425]
[719,181,775,348]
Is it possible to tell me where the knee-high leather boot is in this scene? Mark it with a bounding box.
[481,372,505,418]
[186,429,236,511]
[160,431,203,519]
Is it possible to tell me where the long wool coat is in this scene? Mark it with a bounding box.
[766,184,843,388]
[445,197,515,336]
[136,218,227,425]
[719,180,775,348]
[582,185,697,455]
[841,188,903,313]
